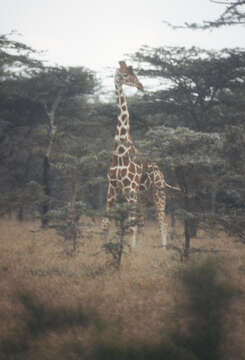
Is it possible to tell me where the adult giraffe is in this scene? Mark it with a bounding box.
[102,61,179,247]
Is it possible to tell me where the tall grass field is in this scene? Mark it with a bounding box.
[0,217,245,359]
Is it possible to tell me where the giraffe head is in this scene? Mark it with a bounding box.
[116,61,144,91]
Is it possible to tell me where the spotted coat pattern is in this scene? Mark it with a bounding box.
[103,62,179,247]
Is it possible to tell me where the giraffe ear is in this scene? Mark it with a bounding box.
[119,61,127,71]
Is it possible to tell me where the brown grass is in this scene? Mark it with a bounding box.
[0,217,245,359]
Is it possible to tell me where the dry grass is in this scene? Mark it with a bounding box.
[0,217,245,359]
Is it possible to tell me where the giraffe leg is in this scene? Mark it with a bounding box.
[154,190,168,248]
[101,216,110,240]
[125,191,138,248]
[158,212,168,247]
[130,207,138,248]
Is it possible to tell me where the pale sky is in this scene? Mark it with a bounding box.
[1,0,245,92]
[1,0,245,68]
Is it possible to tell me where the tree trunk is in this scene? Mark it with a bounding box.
[40,92,62,227]
[183,188,191,259]
[184,219,191,258]
[17,206,24,222]
[41,155,50,227]
[71,171,79,252]
[117,219,125,270]
[17,151,33,222]
[211,183,217,214]
[189,217,199,238]
[170,213,176,240]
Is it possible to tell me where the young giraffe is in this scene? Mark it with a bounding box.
[103,61,179,247]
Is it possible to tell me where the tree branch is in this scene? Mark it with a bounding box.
[210,0,238,4]
[45,90,63,159]
[164,0,245,29]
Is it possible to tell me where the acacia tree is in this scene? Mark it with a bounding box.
[48,97,112,251]
[216,124,245,243]
[0,33,98,224]
[0,32,42,78]
[138,126,223,257]
[0,33,44,218]
[21,66,97,226]
[132,45,245,251]
[164,0,245,243]
[134,46,245,132]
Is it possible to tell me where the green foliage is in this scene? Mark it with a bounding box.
[103,202,141,269]
[1,32,245,248]
[21,65,97,110]
[0,181,46,218]
[0,32,42,80]
[131,45,245,247]
[48,200,87,253]
[133,46,245,131]
[0,33,101,223]
[217,210,245,244]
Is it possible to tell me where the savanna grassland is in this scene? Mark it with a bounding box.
[0,217,245,360]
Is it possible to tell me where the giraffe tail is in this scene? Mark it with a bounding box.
[165,182,181,192]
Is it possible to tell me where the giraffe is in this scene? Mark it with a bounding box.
[102,61,143,247]
[103,61,179,247]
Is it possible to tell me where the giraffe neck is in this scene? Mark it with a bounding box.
[114,77,131,144]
